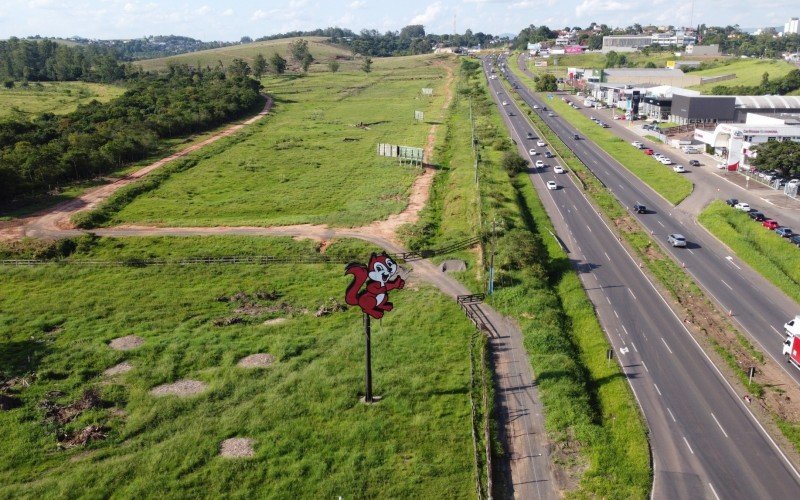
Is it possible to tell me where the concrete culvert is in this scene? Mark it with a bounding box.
[439,259,467,273]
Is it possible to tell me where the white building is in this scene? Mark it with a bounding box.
[785,17,799,35]
[694,113,800,169]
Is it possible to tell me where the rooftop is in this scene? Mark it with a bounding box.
[734,95,800,109]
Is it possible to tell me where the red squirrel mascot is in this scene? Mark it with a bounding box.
[345,253,405,319]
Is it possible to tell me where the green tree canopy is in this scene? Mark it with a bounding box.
[752,141,800,178]
[361,57,372,73]
[270,53,287,74]
[535,73,558,92]
[253,53,267,78]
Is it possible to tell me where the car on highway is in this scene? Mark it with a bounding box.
[508,111,514,116]
[660,158,673,165]
[544,151,553,158]
[725,198,738,206]
[717,163,727,169]
[535,160,544,168]
[528,149,538,155]
[734,202,751,211]
[653,153,664,159]
[526,132,534,139]
[546,180,558,190]
[763,219,780,230]
[536,140,546,147]
[673,165,686,173]
[776,227,794,238]
[502,101,508,105]
[689,160,701,166]
[668,233,687,247]
[547,112,555,117]
[748,211,766,222]
[553,165,565,174]
[790,234,800,247]
[643,148,654,155]
[633,203,647,213]
[631,141,644,148]
[573,134,580,140]
[533,104,539,109]
[600,122,610,128]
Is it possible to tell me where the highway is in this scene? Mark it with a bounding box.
[484,57,800,498]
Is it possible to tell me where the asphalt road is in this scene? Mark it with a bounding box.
[486,57,800,498]
[510,57,800,392]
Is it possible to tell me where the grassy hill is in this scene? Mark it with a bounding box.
[0,82,125,119]
[136,36,355,73]
[688,57,798,92]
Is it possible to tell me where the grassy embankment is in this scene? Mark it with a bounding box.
[0,82,125,119]
[137,37,357,73]
[509,62,692,205]
[79,54,453,228]
[689,57,798,93]
[502,70,800,451]
[698,201,800,304]
[404,59,650,497]
[0,235,478,497]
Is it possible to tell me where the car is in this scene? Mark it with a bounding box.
[673,165,686,173]
[776,227,794,238]
[717,163,727,170]
[734,202,751,211]
[660,158,673,165]
[544,151,554,158]
[502,101,508,105]
[546,180,558,190]
[668,234,687,247]
[633,203,647,213]
[533,104,539,109]
[763,219,780,230]
[535,160,544,168]
[725,198,738,206]
[553,165,565,174]
[643,148,654,155]
[601,123,610,128]
[528,149,538,155]
[788,179,800,187]
[653,153,664,159]
[508,111,514,116]
[537,140,546,147]
[574,134,580,140]
[631,141,644,148]
[527,132,534,139]
[748,211,766,222]
[789,234,800,247]
[548,112,555,117]
[689,160,701,166]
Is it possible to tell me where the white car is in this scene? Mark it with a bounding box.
[553,165,565,174]
[660,158,673,165]
[533,104,539,109]
[502,101,508,105]
[631,141,644,148]
[673,165,686,173]
[537,140,546,147]
[535,160,544,168]
[528,149,539,155]
[546,181,558,190]
[717,163,727,170]
[653,153,664,159]
[734,202,751,211]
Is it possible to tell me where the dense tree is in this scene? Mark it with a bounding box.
[361,57,372,73]
[327,60,340,73]
[288,39,311,65]
[502,151,528,177]
[0,38,127,83]
[535,74,558,92]
[228,58,251,78]
[751,141,800,178]
[301,52,314,73]
[253,53,267,78]
[270,53,287,74]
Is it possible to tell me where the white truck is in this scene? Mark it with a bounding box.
[782,315,800,368]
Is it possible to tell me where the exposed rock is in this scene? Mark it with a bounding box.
[103,362,133,377]
[220,438,255,458]
[149,379,207,397]
[237,353,275,368]
[109,335,144,351]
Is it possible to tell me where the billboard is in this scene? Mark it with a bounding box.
[534,61,548,67]
[564,45,584,54]
[666,60,676,69]
[421,88,433,95]
[414,110,424,121]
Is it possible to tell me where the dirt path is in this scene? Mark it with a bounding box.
[0,96,273,241]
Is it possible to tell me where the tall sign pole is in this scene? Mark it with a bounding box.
[344,253,405,404]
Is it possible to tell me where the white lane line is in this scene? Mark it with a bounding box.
[619,183,625,189]
[604,252,611,261]
[667,407,676,422]
[628,288,637,300]
[614,310,619,318]
[572,204,578,211]
[606,296,611,304]
[771,325,781,335]
[654,383,662,396]
[657,220,665,227]
[725,255,742,270]
[711,412,729,438]
[621,324,630,336]
[587,226,592,232]
[709,483,721,500]
[720,279,733,290]
[642,360,649,372]
[683,436,695,455]
[631,341,638,352]
[661,337,674,354]
[688,249,695,254]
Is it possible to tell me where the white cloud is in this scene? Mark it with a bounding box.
[251,9,268,21]
[575,0,634,18]
[196,5,211,16]
[221,8,233,17]
[289,0,309,7]
[349,0,367,8]
[410,2,443,25]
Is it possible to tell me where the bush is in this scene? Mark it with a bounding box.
[501,151,528,177]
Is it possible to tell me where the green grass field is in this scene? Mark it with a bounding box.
[0,236,477,498]
[137,37,357,73]
[0,82,125,119]
[104,54,453,228]
[689,57,797,92]
[698,200,800,304]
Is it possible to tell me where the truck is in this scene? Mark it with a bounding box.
[783,316,800,368]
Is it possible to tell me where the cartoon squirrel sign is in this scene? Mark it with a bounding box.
[345,253,405,319]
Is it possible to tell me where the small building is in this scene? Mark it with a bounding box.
[602,68,702,87]
[602,35,653,53]
[641,85,701,120]
[670,94,736,125]
[685,44,720,56]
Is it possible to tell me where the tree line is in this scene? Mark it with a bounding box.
[0,67,262,204]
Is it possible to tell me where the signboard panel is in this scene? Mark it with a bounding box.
[414,110,424,121]
[534,61,548,67]
[421,88,433,95]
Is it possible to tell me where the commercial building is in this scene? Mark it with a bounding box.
[785,17,799,35]
[685,44,720,56]
[602,68,702,86]
[602,35,653,53]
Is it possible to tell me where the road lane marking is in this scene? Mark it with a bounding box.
[711,412,729,438]
[619,183,624,189]
[606,296,611,304]
[667,407,676,422]
[720,279,733,290]
[709,483,721,500]
[628,288,637,300]
[657,220,665,227]
[642,360,649,372]
[604,252,611,261]
[725,256,742,270]
[688,249,695,254]
[631,341,638,352]
[621,324,629,336]
[614,310,619,318]
[661,337,673,354]
[587,226,592,232]
[771,325,781,335]
[654,383,662,396]
[683,436,695,454]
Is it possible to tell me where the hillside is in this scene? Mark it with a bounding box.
[136,36,354,73]
[688,57,798,92]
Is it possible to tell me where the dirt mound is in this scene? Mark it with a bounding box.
[109,335,144,351]
[40,389,102,425]
[103,362,133,376]
[315,297,347,317]
[150,379,207,397]
[58,425,107,448]
[263,317,287,326]
[237,353,275,368]
[219,438,255,458]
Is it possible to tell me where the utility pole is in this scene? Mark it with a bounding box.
[488,220,496,294]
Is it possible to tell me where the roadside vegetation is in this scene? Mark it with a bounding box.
[698,201,800,304]
[404,57,650,497]
[0,235,477,497]
[93,55,451,228]
[509,61,693,205]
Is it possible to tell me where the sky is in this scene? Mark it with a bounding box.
[0,0,797,41]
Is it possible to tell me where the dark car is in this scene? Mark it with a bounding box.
[574,134,580,140]
[544,151,553,158]
[790,235,800,247]
[601,123,610,128]
[725,198,738,206]
[748,211,766,222]
[689,160,701,166]
[633,203,647,214]
[526,132,534,139]
[776,227,794,238]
